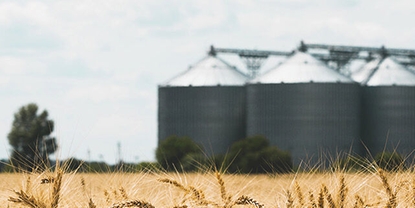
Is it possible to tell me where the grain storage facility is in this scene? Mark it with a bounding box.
[246,51,362,166]
[158,54,248,155]
[360,57,415,156]
[158,42,415,168]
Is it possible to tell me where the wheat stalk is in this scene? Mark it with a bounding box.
[104,190,112,204]
[157,178,189,194]
[8,190,46,208]
[26,176,32,194]
[109,200,155,208]
[377,168,397,208]
[215,171,232,206]
[322,184,336,208]
[308,191,317,208]
[294,181,304,206]
[51,169,63,208]
[158,178,215,206]
[337,174,347,208]
[235,195,264,208]
[412,179,415,206]
[88,198,97,208]
[286,190,294,208]
[352,195,364,208]
[317,185,324,208]
[188,186,212,206]
[119,187,129,200]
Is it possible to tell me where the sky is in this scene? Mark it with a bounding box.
[0,0,414,164]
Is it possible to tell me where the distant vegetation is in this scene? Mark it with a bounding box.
[155,135,203,172]
[7,103,58,172]
[155,135,293,174]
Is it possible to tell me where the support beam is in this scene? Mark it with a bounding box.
[209,45,292,78]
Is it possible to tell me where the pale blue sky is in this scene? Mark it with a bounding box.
[0,0,414,164]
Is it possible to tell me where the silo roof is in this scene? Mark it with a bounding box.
[160,55,247,87]
[351,59,382,84]
[250,51,354,84]
[365,57,415,86]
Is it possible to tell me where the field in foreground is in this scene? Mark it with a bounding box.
[1,169,414,207]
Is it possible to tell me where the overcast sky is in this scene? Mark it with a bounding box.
[0,0,414,164]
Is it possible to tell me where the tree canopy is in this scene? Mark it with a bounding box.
[226,135,293,174]
[156,136,202,171]
[8,103,57,171]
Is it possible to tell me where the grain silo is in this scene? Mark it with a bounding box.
[360,57,415,156]
[351,58,382,84]
[158,54,248,155]
[246,51,362,166]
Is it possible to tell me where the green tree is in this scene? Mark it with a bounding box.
[226,135,292,174]
[156,136,202,171]
[7,103,57,171]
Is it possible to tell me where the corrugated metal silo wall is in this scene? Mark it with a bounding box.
[362,86,415,156]
[158,86,246,155]
[246,83,362,166]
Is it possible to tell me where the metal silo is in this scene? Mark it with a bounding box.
[351,58,382,84]
[361,57,415,156]
[247,51,362,166]
[158,55,247,155]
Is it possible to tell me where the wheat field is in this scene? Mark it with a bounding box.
[2,166,415,208]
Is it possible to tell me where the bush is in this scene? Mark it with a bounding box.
[226,135,292,174]
[374,151,406,171]
[180,153,207,172]
[135,162,162,172]
[87,161,111,172]
[156,135,203,171]
[62,158,86,172]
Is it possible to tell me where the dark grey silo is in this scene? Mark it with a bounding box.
[360,57,415,156]
[362,87,415,156]
[158,86,246,155]
[158,55,247,155]
[247,52,362,166]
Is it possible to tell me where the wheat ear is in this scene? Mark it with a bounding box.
[377,168,397,208]
[235,195,264,208]
[215,171,231,206]
[286,190,294,208]
[88,198,97,208]
[294,181,305,206]
[51,169,63,208]
[317,185,325,208]
[337,174,347,208]
[308,191,317,208]
[322,184,336,208]
[109,200,155,208]
[8,190,47,208]
[352,195,364,208]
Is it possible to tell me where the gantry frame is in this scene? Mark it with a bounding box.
[208,42,415,78]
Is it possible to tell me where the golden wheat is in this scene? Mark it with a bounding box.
[109,200,155,208]
[5,167,415,207]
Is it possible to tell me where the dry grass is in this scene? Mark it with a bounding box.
[3,167,415,207]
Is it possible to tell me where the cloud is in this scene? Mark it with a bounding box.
[0,2,51,26]
[91,113,146,138]
[65,84,129,103]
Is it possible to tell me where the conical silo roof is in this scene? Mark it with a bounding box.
[250,51,354,84]
[365,57,415,86]
[351,59,382,84]
[160,55,247,87]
